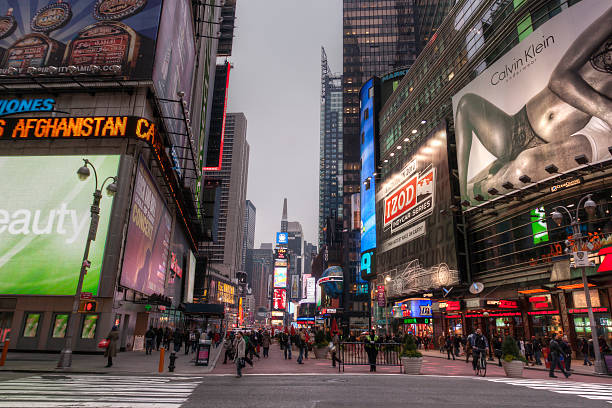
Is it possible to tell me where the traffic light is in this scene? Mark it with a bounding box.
[78,300,97,313]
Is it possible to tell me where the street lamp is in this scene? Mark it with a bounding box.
[552,194,605,374]
[57,159,118,368]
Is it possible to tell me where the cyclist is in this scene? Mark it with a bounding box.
[470,328,489,372]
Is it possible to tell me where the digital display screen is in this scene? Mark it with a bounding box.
[531,207,549,245]
[273,266,287,288]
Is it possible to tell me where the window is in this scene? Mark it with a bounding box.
[23,313,41,338]
[81,314,99,339]
[52,314,69,338]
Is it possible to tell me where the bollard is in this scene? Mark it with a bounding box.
[0,339,9,367]
[168,352,177,372]
[158,347,165,373]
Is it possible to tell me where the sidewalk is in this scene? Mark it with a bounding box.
[0,343,224,376]
[419,348,610,379]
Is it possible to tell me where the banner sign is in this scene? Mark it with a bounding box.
[0,155,119,295]
[452,0,612,205]
[0,0,163,79]
[273,288,287,310]
[120,159,172,295]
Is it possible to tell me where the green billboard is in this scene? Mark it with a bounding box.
[0,155,120,295]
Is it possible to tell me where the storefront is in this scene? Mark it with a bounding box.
[392,299,433,337]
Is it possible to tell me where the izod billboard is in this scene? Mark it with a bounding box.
[452,0,612,206]
[0,155,119,295]
[377,122,460,296]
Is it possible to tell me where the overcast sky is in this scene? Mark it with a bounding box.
[228,0,342,248]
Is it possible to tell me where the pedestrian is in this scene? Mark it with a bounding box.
[600,336,611,354]
[222,333,234,364]
[282,330,292,360]
[297,329,306,364]
[234,332,246,378]
[439,334,445,353]
[173,329,182,353]
[493,336,503,367]
[214,331,221,348]
[582,337,593,366]
[549,334,571,378]
[155,327,163,350]
[453,334,461,357]
[331,332,342,367]
[533,336,542,365]
[561,335,572,372]
[304,330,311,359]
[364,330,379,372]
[465,332,474,364]
[192,329,200,352]
[104,325,119,367]
[145,326,156,355]
[524,338,534,365]
[164,328,172,350]
[262,331,271,358]
[445,335,455,360]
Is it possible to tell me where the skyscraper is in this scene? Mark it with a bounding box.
[200,113,250,280]
[319,47,344,250]
[242,200,256,273]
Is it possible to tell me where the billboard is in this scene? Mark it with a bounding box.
[377,123,460,296]
[120,160,172,295]
[360,77,379,281]
[452,0,612,206]
[392,299,433,318]
[273,288,287,310]
[290,274,300,299]
[0,155,119,295]
[0,0,162,78]
[273,266,287,288]
[276,232,288,245]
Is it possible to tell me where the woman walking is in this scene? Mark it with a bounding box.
[104,326,119,368]
[234,332,246,378]
[262,331,271,358]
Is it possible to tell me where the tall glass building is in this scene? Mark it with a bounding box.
[319,47,344,249]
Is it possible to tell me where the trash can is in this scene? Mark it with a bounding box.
[195,340,211,366]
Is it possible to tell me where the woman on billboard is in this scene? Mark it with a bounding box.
[455,5,612,202]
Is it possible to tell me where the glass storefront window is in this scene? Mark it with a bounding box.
[531,315,563,338]
[52,314,68,338]
[573,313,612,341]
[81,315,98,339]
[23,313,41,338]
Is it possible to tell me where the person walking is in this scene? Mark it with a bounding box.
[524,338,534,366]
[364,330,379,372]
[282,331,292,360]
[493,336,503,367]
[234,332,246,378]
[439,334,446,353]
[331,332,342,367]
[163,328,172,350]
[173,329,183,353]
[104,326,119,367]
[445,335,455,360]
[297,329,306,364]
[549,334,571,378]
[533,336,542,365]
[561,335,572,372]
[582,337,593,366]
[145,326,156,355]
[465,332,474,364]
[262,331,271,358]
[222,333,234,364]
[155,327,163,351]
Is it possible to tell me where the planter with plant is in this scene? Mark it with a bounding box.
[313,330,329,359]
[501,336,526,378]
[400,334,423,374]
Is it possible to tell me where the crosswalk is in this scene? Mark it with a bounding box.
[0,374,202,407]
[479,377,612,404]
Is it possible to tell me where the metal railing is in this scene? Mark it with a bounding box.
[338,342,403,373]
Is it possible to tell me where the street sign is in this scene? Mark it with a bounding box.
[80,292,92,300]
[573,251,590,267]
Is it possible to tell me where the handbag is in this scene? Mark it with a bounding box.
[98,339,110,349]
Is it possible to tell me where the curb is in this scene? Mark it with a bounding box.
[420,351,609,378]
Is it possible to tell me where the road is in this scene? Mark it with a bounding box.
[1,372,612,407]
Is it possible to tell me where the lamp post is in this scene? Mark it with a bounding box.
[551,194,605,374]
[57,159,118,369]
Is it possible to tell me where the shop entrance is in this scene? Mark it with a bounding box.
[531,314,563,339]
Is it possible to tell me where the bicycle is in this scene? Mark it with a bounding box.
[474,349,487,377]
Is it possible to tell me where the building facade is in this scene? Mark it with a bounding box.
[0,0,226,351]
[366,0,612,351]
[242,200,256,273]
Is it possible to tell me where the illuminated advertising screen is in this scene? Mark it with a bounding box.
[276,232,288,245]
[377,123,460,295]
[392,299,433,319]
[452,0,612,206]
[360,77,379,281]
[531,207,549,245]
[0,0,163,79]
[120,160,172,295]
[0,155,119,295]
[273,288,287,310]
[273,266,287,288]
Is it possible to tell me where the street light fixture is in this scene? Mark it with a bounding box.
[552,194,606,374]
[57,159,118,369]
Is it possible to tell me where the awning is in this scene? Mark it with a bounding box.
[182,303,225,317]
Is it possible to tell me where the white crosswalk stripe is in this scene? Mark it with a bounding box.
[479,377,612,403]
[0,374,202,407]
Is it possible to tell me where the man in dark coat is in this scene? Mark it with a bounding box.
[364,330,379,372]
[104,326,119,367]
[549,334,571,378]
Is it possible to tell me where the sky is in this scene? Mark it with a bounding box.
[228,0,342,249]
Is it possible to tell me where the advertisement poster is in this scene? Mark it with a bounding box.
[152,0,195,175]
[273,266,287,288]
[377,123,460,295]
[360,78,378,255]
[291,274,300,299]
[0,155,119,295]
[452,0,612,205]
[23,313,40,338]
[81,314,98,339]
[0,0,163,78]
[120,160,172,295]
[52,314,68,338]
[273,288,287,310]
